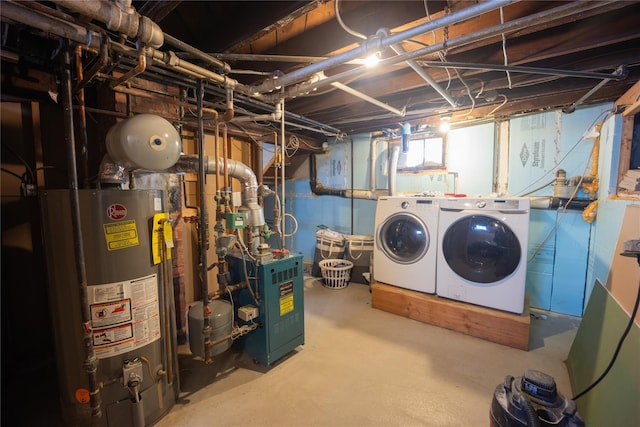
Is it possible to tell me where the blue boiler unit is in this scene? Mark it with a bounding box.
[228,253,305,366]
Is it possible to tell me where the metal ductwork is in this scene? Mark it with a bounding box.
[173,155,266,228]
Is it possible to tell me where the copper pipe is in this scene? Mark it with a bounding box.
[110,44,147,88]
[75,37,109,93]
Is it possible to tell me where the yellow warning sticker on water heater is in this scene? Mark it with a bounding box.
[279,281,294,316]
[103,220,139,251]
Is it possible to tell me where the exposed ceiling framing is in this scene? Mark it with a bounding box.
[1,0,639,149]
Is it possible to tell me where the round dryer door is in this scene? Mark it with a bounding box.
[442,214,521,284]
[378,212,429,264]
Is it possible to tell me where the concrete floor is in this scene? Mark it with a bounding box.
[156,277,581,427]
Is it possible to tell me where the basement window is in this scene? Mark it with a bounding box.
[396,135,446,173]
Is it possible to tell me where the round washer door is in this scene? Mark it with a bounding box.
[378,212,429,264]
[442,214,521,284]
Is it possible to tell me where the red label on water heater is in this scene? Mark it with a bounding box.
[107,204,127,220]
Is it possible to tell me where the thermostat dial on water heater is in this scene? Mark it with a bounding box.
[106,114,181,170]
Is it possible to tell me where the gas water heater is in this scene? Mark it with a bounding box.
[40,189,177,426]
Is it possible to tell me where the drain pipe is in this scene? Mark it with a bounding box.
[309,152,393,200]
[309,154,346,197]
[388,143,401,196]
[529,197,593,211]
[195,80,213,364]
[60,45,102,419]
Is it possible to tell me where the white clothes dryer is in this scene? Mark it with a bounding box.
[373,196,439,293]
[436,197,530,314]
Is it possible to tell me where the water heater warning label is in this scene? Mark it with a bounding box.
[89,274,160,359]
[103,220,139,251]
[279,281,294,316]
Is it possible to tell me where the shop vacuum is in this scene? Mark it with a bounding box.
[490,369,585,427]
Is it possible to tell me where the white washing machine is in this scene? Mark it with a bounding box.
[373,196,439,293]
[436,197,530,314]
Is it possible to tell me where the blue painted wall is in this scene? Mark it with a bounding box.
[282,103,638,315]
[509,104,612,315]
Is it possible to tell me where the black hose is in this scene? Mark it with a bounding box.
[572,255,640,400]
[514,390,542,427]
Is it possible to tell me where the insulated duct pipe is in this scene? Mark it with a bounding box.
[51,0,164,48]
[229,102,283,123]
[249,0,516,94]
[173,155,266,229]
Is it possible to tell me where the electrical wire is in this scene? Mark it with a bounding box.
[500,7,512,89]
[518,179,556,197]
[572,260,640,401]
[226,286,235,328]
[2,143,35,184]
[286,134,299,157]
[234,239,260,305]
[1,167,24,181]
[334,0,367,40]
[527,135,597,263]
[513,109,613,197]
[488,94,508,116]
